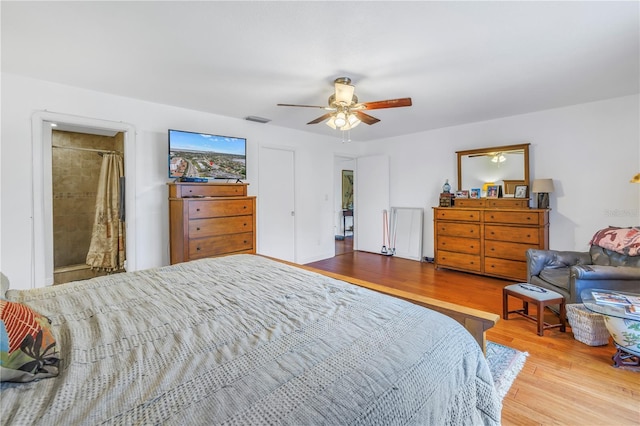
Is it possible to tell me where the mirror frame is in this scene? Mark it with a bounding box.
[456,143,530,192]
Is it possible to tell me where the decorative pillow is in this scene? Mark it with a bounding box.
[589,227,640,257]
[0,300,60,382]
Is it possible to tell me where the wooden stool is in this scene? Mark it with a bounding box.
[503,283,566,336]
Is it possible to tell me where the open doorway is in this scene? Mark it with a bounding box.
[51,129,126,284]
[334,156,356,256]
[31,111,136,288]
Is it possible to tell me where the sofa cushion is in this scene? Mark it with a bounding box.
[539,267,571,291]
[590,246,640,267]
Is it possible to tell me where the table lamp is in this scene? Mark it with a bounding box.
[532,178,554,209]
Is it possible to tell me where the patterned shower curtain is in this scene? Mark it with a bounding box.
[86,153,125,272]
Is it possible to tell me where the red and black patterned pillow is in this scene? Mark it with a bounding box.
[590,226,640,257]
[0,299,60,382]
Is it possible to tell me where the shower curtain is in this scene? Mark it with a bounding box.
[86,153,125,272]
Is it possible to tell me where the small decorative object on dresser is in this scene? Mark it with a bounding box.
[456,190,469,198]
[470,188,481,199]
[439,192,454,207]
[442,179,451,193]
[514,185,528,199]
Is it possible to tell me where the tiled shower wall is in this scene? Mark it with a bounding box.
[52,130,124,268]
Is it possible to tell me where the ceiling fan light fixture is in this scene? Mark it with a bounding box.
[491,153,506,163]
[325,116,337,129]
[334,112,347,128]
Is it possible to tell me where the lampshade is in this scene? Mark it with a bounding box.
[630,173,640,183]
[532,178,554,193]
[325,111,361,131]
[334,112,347,128]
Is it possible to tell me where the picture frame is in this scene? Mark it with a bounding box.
[486,185,500,199]
[341,170,353,209]
[455,190,469,199]
[514,184,528,199]
[469,188,481,199]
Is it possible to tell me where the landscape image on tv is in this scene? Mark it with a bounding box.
[169,130,246,180]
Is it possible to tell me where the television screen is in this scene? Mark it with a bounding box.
[168,129,246,180]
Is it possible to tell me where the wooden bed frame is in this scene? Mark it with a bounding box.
[296,263,499,354]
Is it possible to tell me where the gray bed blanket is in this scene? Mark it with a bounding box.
[2,254,501,425]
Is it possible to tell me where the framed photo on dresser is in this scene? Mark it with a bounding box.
[514,185,528,199]
[486,185,500,198]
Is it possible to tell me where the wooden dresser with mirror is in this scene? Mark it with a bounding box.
[433,143,549,282]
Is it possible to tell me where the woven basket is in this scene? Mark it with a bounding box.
[566,304,610,346]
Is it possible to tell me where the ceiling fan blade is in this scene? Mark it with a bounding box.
[358,97,412,110]
[277,103,329,109]
[353,111,380,125]
[335,82,355,104]
[307,113,333,125]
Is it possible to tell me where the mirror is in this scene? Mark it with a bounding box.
[456,143,530,195]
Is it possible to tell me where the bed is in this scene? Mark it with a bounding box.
[1,254,501,425]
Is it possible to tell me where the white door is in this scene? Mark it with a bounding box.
[354,155,389,254]
[259,147,295,262]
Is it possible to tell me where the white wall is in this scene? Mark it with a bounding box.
[364,94,640,256]
[1,73,359,290]
[2,72,638,290]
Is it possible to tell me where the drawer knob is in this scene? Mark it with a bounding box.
[196,208,200,212]
[196,247,201,251]
[243,206,247,209]
[196,227,200,231]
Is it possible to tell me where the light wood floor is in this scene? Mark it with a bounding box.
[306,250,639,426]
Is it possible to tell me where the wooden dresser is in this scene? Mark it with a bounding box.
[433,201,548,281]
[169,182,256,264]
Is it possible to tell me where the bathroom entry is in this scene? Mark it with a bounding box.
[51,129,126,284]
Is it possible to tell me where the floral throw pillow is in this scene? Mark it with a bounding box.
[0,299,60,382]
[590,226,640,257]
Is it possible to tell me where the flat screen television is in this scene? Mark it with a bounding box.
[168,129,246,180]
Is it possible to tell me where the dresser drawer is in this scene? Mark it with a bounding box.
[484,257,527,281]
[485,225,539,244]
[453,199,485,208]
[189,215,253,238]
[189,232,254,259]
[484,210,543,225]
[437,251,481,272]
[172,183,247,198]
[438,236,480,255]
[485,240,531,261]
[485,199,528,209]
[435,209,480,221]
[436,222,480,238]
[188,199,253,219]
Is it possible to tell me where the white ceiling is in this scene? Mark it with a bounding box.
[2,1,639,142]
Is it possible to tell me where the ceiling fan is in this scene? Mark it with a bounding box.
[277,77,412,131]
